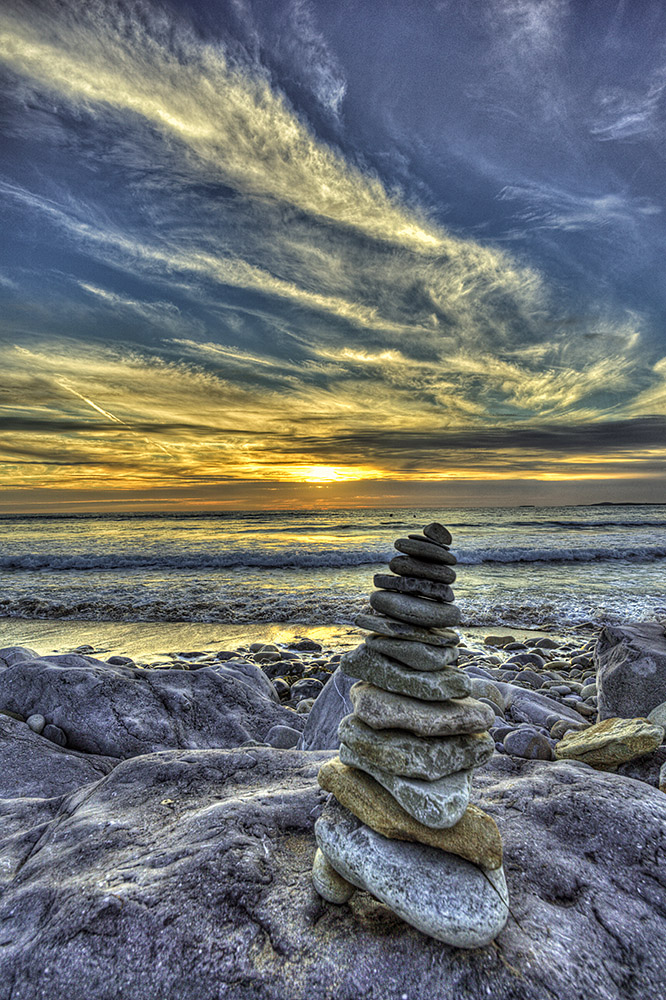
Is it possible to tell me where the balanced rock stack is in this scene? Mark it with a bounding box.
[313,523,509,948]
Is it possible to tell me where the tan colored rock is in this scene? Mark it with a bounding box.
[312,846,356,903]
[555,716,665,770]
[318,757,502,869]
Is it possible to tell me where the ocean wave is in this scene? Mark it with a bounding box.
[3,541,666,572]
[510,519,666,529]
[459,544,666,565]
[0,548,394,571]
[0,593,369,624]
[1,591,664,629]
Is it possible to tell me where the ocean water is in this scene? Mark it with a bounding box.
[0,505,664,632]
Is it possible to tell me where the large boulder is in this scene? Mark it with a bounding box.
[0,647,302,759]
[298,666,355,749]
[1,742,666,999]
[0,714,117,798]
[596,624,666,720]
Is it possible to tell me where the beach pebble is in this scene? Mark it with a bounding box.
[647,702,666,730]
[503,729,554,761]
[107,655,134,666]
[290,678,324,702]
[42,724,67,747]
[318,757,503,867]
[660,761,666,793]
[532,637,561,649]
[506,653,546,670]
[315,800,509,948]
[373,573,455,604]
[484,634,515,647]
[423,522,453,546]
[555,717,665,770]
[388,555,457,584]
[26,714,46,734]
[341,646,471,701]
[478,697,504,718]
[296,698,316,714]
[469,677,505,710]
[289,639,323,652]
[491,725,516,742]
[273,678,290,699]
[265,725,301,749]
[312,847,356,904]
[365,636,459,671]
[550,719,588,740]
[393,537,457,565]
[254,651,282,663]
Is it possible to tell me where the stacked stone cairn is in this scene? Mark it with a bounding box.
[313,523,509,948]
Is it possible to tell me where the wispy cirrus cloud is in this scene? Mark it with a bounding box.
[0,0,665,505]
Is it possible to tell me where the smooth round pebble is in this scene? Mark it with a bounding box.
[290,678,324,702]
[503,728,554,761]
[312,847,356,904]
[42,724,67,747]
[550,719,589,740]
[478,697,504,717]
[26,714,46,734]
[273,678,290,698]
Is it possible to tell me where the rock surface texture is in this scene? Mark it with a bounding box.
[312,523,508,947]
[1,738,665,1000]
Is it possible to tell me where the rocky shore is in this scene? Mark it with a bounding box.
[2,615,666,999]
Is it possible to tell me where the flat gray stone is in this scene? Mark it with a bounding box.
[374,573,455,603]
[389,555,456,583]
[315,799,508,947]
[394,538,457,565]
[339,743,472,828]
[423,522,453,546]
[596,623,666,720]
[370,591,461,628]
[356,614,459,646]
[366,636,459,670]
[339,714,494,779]
[340,645,471,701]
[351,682,495,737]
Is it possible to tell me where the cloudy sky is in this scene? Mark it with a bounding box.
[1,0,665,511]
